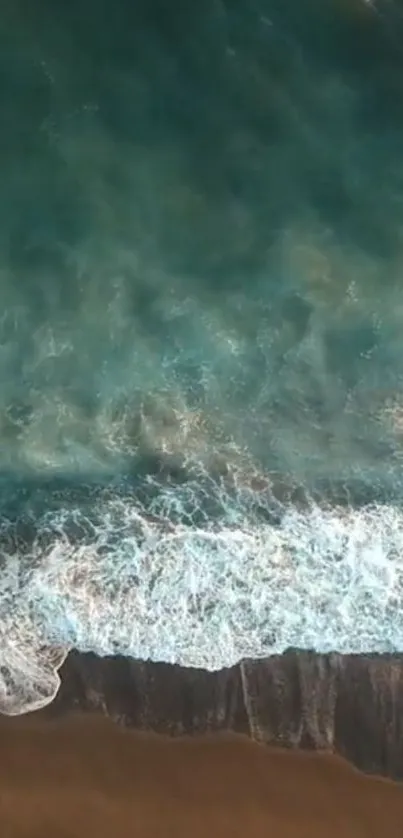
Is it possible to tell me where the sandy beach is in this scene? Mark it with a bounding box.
[1,712,403,838]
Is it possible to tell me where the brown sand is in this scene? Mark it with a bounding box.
[1,714,403,837]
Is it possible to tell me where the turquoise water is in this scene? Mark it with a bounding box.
[2,0,403,713]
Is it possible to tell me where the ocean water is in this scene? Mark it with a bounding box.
[2,0,403,714]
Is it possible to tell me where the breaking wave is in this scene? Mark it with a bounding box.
[2,471,403,715]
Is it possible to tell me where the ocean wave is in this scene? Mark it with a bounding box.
[1,473,403,715]
[2,0,403,719]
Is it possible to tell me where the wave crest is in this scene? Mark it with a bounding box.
[1,475,403,714]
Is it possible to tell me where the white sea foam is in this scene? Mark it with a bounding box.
[1,478,403,715]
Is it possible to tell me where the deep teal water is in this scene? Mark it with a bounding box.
[0,0,402,487]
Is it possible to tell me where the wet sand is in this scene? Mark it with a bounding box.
[1,713,403,837]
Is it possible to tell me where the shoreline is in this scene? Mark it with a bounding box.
[35,648,403,781]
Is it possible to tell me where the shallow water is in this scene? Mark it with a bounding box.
[2,0,403,712]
